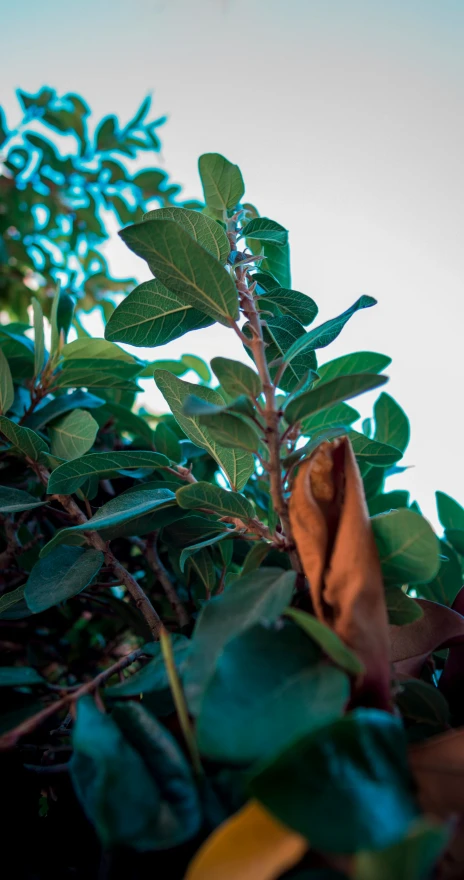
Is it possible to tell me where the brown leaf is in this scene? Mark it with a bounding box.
[391,599,464,678]
[289,436,391,710]
[409,728,464,818]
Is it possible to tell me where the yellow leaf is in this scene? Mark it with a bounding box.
[185,799,307,880]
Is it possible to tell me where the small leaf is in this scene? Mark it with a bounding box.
[349,431,403,466]
[317,351,391,384]
[104,636,190,716]
[240,217,288,245]
[257,287,318,325]
[198,152,245,212]
[47,450,169,495]
[120,220,239,325]
[285,608,364,676]
[0,486,45,514]
[444,528,464,556]
[385,586,424,625]
[0,585,25,615]
[0,349,15,415]
[374,393,410,454]
[0,415,48,461]
[259,316,315,393]
[211,357,262,399]
[25,546,104,612]
[199,412,260,451]
[284,374,388,425]
[436,491,464,532]
[105,280,214,348]
[143,206,230,263]
[49,409,98,460]
[417,539,462,606]
[301,402,360,436]
[32,297,46,377]
[261,241,291,288]
[176,481,255,521]
[180,530,233,572]
[371,509,440,585]
[284,296,377,365]
[0,667,45,687]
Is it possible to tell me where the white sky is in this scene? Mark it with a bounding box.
[2,0,464,526]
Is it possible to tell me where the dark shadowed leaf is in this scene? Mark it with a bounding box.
[24,390,105,431]
[385,587,423,625]
[176,481,255,521]
[47,450,169,494]
[284,374,388,425]
[0,667,45,687]
[0,486,45,513]
[285,608,364,676]
[0,415,48,461]
[25,546,104,612]
[0,348,14,415]
[354,820,448,880]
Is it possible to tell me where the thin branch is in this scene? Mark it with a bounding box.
[145,533,190,628]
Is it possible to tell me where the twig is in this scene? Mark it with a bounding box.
[145,532,190,628]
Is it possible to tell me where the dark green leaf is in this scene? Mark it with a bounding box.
[0,667,45,687]
[49,409,98,460]
[240,217,288,245]
[285,608,364,676]
[262,241,291,288]
[261,316,316,393]
[385,587,423,625]
[367,491,410,516]
[349,431,403,466]
[354,820,448,880]
[284,296,377,365]
[211,357,262,399]
[105,636,190,716]
[0,486,45,513]
[301,403,360,436]
[417,540,462,606]
[0,585,25,615]
[143,206,230,263]
[47,450,169,494]
[199,412,260,451]
[374,393,410,454]
[0,348,14,415]
[198,153,245,212]
[24,390,105,431]
[317,352,391,384]
[445,529,464,556]
[371,509,440,585]
[257,287,318,325]
[284,374,388,425]
[180,530,233,571]
[0,415,48,461]
[176,481,254,521]
[154,422,181,461]
[436,491,464,532]
[57,292,75,343]
[25,546,104,612]
[32,297,46,377]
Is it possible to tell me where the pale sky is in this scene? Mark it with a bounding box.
[2,0,464,526]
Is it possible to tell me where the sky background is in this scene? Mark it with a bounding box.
[2,0,464,526]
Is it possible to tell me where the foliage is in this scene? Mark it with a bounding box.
[1,126,464,880]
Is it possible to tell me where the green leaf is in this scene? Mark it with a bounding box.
[181,354,212,383]
[445,529,464,556]
[0,486,45,514]
[367,491,410,516]
[0,349,15,416]
[284,374,388,425]
[180,530,233,572]
[197,622,348,765]
[317,351,391,384]
[240,217,288,245]
[104,280,214,348]
[32,297,46,377]
[184,568,296,714]
[120,220,239,325]
[96,401,154,446]
[374,393,410,453]
[198,152,245,212]
[0,415,48,461]
[349,431,403,466]
[56,292,75,343]
[371,509,441,585]
[249,709,419,853]
[257,287,318,325]
[70,697,200,851]
[285,608,364,676]
[143,206,230,263]
[154,370,254,491]
[154,422,181,461]
[189,546,216,594]
[0,667,45,687]
[199,412,260,452]
[301,403,360,436]
[61,337,139,363]
[105,636,190,716]
[56,359,142,390]
[0,585,25,615]
[395,680,450,736]
[211,357,262,399]
[50,286,61,354]
[284,296,377,365]
[47,450,170,495]
[49,409,98,460]
[40,489,176,556]
[24,390,105,431]
[25,546,104,612]
[354,820,449,880]
[262,241,291,288]
[436,491,464,531]
[260,316,316,393]
[385,586,423,625]
[176,481,255,521]
[417,540,463,606]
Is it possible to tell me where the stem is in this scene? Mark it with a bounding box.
[160,628,203,777]
[145,533,190,628]
[0,648,144,751]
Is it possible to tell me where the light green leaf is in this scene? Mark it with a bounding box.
[198,152,245,212]
[120,220,239,325]
[181,354,211,383]
[261,241,291,288]
[143,206,230,263]
[56,359,142,390]
[257,287,318,325]
[317,351,391,384]
[0,415,48,461]
[436,491,464,531]
[105,280,214,348]
[0,486,45,513]
[50,285,61,354]
[385,586,423,625]
[40,488,177,556]
[199,411,260,451]
[211,356,262,399]
[0,348,15,416]
[32,297,46,377]
[349,431,403,466]
[180,530,233,572]
[371,509,441,585]
[176,481,255,521]
[49,409,98,460]
[284,296,377,365]
[240,217,288,245]
[285,607,364,676]
[61,337,139,363]
[301,402,360,436]
[284,374,388,425]
[47,450,170,495]
[374,393,410,454]
[25,546,104,612]
[154,370,254,491]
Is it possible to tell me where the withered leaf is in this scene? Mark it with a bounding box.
[391,599,464,678]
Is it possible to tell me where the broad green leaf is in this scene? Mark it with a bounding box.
[0,415,48,461]
[198,152,245,212]
[301,402,360,436]
[317,351,391,384]
[395,680,450,736]
[47,450,169,495]
[163,514,229,549]
[445,529,464,556]
[0,585,25,615]
[211,357,262,399]
[241,542,273,575]
[49,409,98,460]
[0,486,45,513]
[240,217,288,245]
[197,622,348,764]
[32,297,45,376]
[385,586,423,625]
[262,242,291,288]
[349,431,403,466]
[154,422,181,461]
[189,546,216,594]
[284,296,377,365]
[70,697,200,851]
[436,491,464,531]
[0,330,35,379]
[0,667,45,687]
[40,488,176,556]
[374,393,410,453]
[284,374,388,425]
[199,412,260,452]
[367,491,410,516]
[25,546,104,612]
[105,280,214,347]
[139,359,189,378]
[180,530,233,571]
[417,540,462,606]
[24,390,105,430]
[354,820,448,880]
[0,348,14,416]
[143,206,230,263]
[120,220,239,325]
[259,316,316,393]
[250,709,419,853]
[154,370,254,491]
[257,287,318,325]
[62,337,139,363]
[181,354,211,383]
[184,568,296,714]
[105,636,190,716]
[371,509,440,585]
[285,608,364,676]
[176,481,255,521]
[56,359,142,389]
[252,271,282,292]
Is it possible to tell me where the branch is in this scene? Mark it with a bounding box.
[143,533,190,629]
